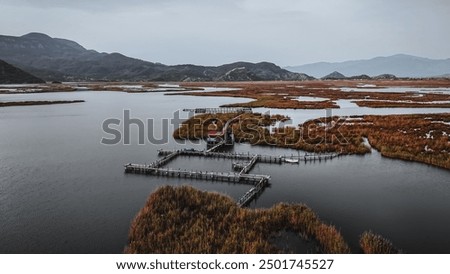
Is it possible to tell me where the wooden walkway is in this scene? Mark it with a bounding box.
[157,149,338,164]
[237,177,268,207]
[183,107,252,114]
[205,141,226,153]
[150,150,180,168]
[125,108,338,207]
[125,164,270,185]
[239,155,258,176]
[128,148,340,207]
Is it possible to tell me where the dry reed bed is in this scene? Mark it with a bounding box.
[125,186,352,254]
[175,80,450,109]
[174,113,450,170]
[360,231,399,254]
[125,186,398,254]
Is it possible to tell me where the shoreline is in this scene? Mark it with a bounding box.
[0,100,85,107]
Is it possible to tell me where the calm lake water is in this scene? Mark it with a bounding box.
[0,90,449,254]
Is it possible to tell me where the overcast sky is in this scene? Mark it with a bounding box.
[0,0,449,66]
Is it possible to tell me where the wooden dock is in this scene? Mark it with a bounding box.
[125,164,270,185]
[124,108,336,207]
[129,147,340,208]
[237,177,268,207]
[159,149,284,164]
[183,107,252,114]
[205,140,226,153]
[239,155,258,175]
[157,149,337,164]
[282,153,338,163]
[150,150,180,168]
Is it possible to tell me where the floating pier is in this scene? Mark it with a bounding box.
[127,106,339,207]
[205,140,226,153]
[150,150,180,168]
[127,108,334,206]
[125,164,269,185]
[237,178,268,207]
[127,147,340,207]
[157,149,337,164]
[239,155,258,175]
[158,149,284,164]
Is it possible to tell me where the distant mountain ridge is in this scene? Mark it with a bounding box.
[322,71,346,80]
[320,71,397,80]
[0,59,45,84]
[0,32,313,82]
[286,54,450,78]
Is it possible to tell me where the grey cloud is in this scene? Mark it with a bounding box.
[0,0,449,66]
[0,0,238,11]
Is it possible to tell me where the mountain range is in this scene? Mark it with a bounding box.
[0,59,44,84]
[286,54,450,78]
[1,32,449,83]
[0,32,312,82]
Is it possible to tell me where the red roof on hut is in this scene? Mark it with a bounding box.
[208,130,221,137]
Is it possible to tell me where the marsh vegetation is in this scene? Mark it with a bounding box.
[176,80,450,109]
[174,112,450,170]
[125,186,398,254]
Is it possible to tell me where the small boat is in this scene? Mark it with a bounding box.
[284,158,299,164]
